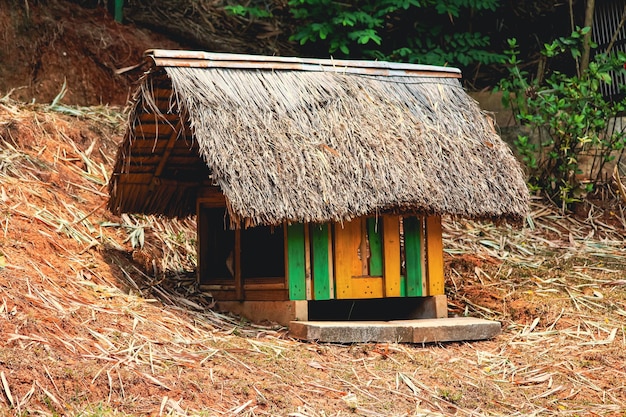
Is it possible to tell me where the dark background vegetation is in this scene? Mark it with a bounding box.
[0,0,591,102]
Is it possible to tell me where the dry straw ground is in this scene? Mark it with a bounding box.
[0,95,625,416]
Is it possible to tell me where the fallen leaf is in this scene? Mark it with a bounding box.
[307,361,325,370]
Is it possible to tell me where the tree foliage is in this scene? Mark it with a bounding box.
[225,0,505,67]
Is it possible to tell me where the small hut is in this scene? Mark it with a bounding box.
[109,49,528,341]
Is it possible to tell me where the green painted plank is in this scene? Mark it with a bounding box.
[403,217,423,296]
[114,0,124,23]
[311,223,331,300]
[367,218,383,276]
[287,223,306,300]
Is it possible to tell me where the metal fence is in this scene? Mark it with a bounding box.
[593,0,626,99]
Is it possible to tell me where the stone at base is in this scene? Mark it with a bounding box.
[289,317,501,343]
[216,300,308,325]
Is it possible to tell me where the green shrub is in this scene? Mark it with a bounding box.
[496,27,626,209]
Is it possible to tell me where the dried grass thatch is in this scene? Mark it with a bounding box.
[109,50,529,227]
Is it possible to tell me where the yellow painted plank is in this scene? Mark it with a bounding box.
[350,277,384,299]
[426,215,445,295]
[333,219,362,299]
[382,216,402,297]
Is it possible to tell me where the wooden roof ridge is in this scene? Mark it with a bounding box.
[145,49,462,78]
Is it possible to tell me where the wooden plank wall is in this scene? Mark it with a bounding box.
[198,203,445,303]
[309,215,444,300]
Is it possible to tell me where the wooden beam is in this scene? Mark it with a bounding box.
[197,187,227,207]
[114,174,211,187]
[149,117,183,191]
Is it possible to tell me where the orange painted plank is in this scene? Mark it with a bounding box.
[359,219,369,276]
[333,219,362,299]
[426,215,445,295]
[382,216,402,297]
[350,277,384,299]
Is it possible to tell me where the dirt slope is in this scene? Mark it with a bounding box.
[0,0,292,107]
[0,2,625,416]
[0,0,182,105]
[1,98,625,416]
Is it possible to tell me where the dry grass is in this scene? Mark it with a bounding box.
[0,98,624,416]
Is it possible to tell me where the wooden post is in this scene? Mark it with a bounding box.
[196,200,204,285]
[367,217,383,276]
[426,215,445,296]
[234,229,242,300]
[333,219,362,299]
[311,223,332,300]
[114,0,124,23]
[287,223,307,300]
[404,216,423,297]
[382,216,401,297]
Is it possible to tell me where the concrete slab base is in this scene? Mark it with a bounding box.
[289,317,501,343]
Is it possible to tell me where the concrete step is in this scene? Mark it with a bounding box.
[289,317,501,343]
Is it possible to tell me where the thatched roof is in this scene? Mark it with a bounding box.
[108,49,529,227]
